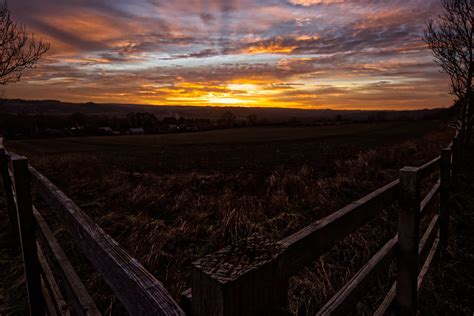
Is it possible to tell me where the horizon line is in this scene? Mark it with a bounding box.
[2,98,452,113]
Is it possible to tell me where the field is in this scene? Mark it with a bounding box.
[9,121,449,173]
[4,121,454,314]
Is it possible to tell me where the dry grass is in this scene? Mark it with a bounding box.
[3,122,455,314]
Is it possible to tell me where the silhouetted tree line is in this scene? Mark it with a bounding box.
[0,107,450,139]
[0,111,218,138]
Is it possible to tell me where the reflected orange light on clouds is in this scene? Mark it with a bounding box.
[5,0,452,110]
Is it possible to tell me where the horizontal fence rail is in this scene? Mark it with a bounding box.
[317,235,398,315]
[33,206,99,315]
[29,166,185,316]
[189,129,461,315]
[0,124,463,316]
[374,215,440,316]
[280,179,400,275]
[417,156,441,180]
[0,138,184,316]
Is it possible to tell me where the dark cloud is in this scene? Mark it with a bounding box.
[5,0,451,109]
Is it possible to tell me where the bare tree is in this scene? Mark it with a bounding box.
[424,0,473,142]
[0,0,49,86]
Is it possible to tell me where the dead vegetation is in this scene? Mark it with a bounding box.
[3,122,454,314]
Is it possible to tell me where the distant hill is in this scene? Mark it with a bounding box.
[0,99,450,122]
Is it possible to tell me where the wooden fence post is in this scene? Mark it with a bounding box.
[452,136,461,189]
[192,234,289,316]
[0,142,17,232]
[11,155,44,315]
[396,166,421,315]
[439,148,451,249]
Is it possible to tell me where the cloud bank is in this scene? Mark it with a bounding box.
[5,0,451,109]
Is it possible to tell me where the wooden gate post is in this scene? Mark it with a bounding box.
[10,154,44,315]
[191,234,289,316]
[396,166,421,315]
[439,148,451,249]
[0,142,17,231]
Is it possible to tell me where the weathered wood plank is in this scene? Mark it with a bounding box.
[418,215,439,267]
[439,148,451,248]
[419,181,440,219]
[191,234,288,316]
[323,211,436,316]
[29,166,184,316]
[38,245,70,316]
[417,156,440,180]
[373,282,396,316]
[180,288,193,315]
[374,214,439,316]
[396,167,421,315]
[0,146,18,234]
[447,141,453,150]
[280,179,399,275]
[42,278,59,316]
[317,235,397,315]
[10,155,45,315]
[417,237,439,290]
[33,206,100,316]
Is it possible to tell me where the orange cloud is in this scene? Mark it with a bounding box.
[243,37,297,55]
[288,0,345,5]
[5,0,452,110]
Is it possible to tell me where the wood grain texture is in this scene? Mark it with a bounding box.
[10,155,45,315]
[317,235,397,315]
[2,129,458,316]
[417,237,439,290]
[418,215,439,268]
[192,234,288,316]
[280,179,399,275]
[419,181,440,219]
[396,167,421,316]
[373,282,396,316]
[37,245,70,316]
[42,278,58,316]
[179,288,193,315]
[0,146,17,233]
[439,148,451,248]
[33,206,100,316]
[417,156,441,180]
[30,166,184,316]
[375,214,440,316]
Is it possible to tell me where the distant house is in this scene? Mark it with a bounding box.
[168,124,179,132]
[128,128,145,135]
[43,128,64,137]
[98,127,113,134]
[181,124,197,131]
[67,126,85,136]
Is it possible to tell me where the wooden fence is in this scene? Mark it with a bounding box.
[0,140,185,315]
[185,127,463,316]
[0,124,463,316]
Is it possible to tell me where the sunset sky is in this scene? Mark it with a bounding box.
[6,0,454,110]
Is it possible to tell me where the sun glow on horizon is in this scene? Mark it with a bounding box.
[6,0,451,110]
